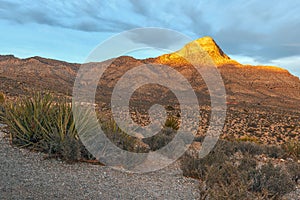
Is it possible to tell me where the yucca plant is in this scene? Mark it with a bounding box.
[164,116,180,130]
[0,92,6,124]
[0,91,151,162]
[1,92,53,149]
[0,92,93,161]
[0,92,5,104]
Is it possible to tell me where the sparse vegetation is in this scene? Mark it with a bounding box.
[101,119,148,152]
[250,162,295,197]
[0,92,5,104]
[142,127,176,151]
[0,91,298,199]
[282,140,300,160]
[181,139,297,199]
[141,116,180,151]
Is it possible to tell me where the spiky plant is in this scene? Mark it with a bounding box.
[0,92,5,104]
[0,92,90,161]
[164,116,180,130]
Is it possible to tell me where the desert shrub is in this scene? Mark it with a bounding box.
[263,145,286,159]
[165,105,175,111]
[101,119,148,152]
[238,154,257,171]
[60,134,81,162]
[181,142,228,179]
[193,135,205,143]
[0,92,94,162]
[234,139,286,159]
[282,140,300,160]
[142,127,176,151]
[237,135,259,143]
[181,140,296,199]
[164,116,180,130]
[213,139,237,156]
[235,141,264,155]
[203,163,254,200]
[250,162,295,198]
[286,161,300,184]
[181,153,202,179]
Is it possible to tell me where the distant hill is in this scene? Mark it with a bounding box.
[0,36,300,111]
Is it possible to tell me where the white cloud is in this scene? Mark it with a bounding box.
[269,56,300,77]
[229,55,262,66]
[229,54,300,77]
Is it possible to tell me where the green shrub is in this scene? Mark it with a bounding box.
[164,116,179,130]
[0,92,5,104]
[0,92,6,123]
[0,92,94,162]
[101,119,150,153]
[142,127,176,151]
[237,135,259,143]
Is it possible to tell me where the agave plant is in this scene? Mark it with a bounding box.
[1,92,54,149]
[0,92,93,161]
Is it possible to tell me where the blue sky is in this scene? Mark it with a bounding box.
[0,0,300,76]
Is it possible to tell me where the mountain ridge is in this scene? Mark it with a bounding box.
[0,36,289,73]
[0,36,299,111]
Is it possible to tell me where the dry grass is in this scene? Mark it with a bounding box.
[181,139,297,199]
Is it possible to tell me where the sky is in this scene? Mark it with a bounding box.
[0,0,300,76]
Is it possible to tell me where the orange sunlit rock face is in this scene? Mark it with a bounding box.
[155,36,288,74]
[192,36,240,66]
[156,36,240,66]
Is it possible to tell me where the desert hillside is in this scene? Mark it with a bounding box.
[0,37,299,144]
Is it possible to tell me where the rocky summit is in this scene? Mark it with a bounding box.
[156,36,240,66]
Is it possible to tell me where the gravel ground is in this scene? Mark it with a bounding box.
[0,130,200,200]
[1,127,299,200]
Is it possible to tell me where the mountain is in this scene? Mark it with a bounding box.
[1,37,300,110]
[154,36,300,110]
[0,55,79,96]
[1,37,300,144]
